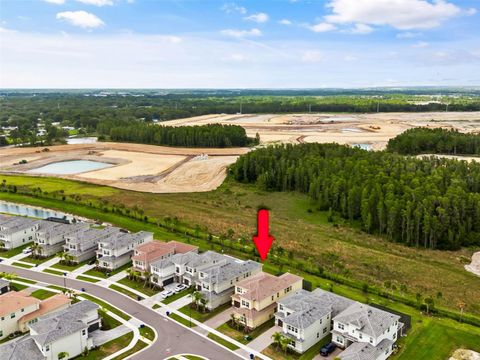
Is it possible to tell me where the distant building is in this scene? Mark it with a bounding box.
[96,231,153,270]
[231,272,303,330]
[35,222,89,257]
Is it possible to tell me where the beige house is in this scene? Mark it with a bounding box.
[231,272,303,329]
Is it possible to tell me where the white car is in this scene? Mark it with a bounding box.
[22,247,32,254]
[174,284,188,293]
[161,290,174,298]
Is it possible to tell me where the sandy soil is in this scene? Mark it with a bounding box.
[450,349,480,360]
[163,112,480,150]
[0,142,249,193]
[465,252,480,277]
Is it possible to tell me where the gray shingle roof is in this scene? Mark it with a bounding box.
[99,231,152,250]
[0,217,38,235]
[333,302,400,338]
[29,300,98,346]
[201,260,261,285]
[0,336,45,360]
[277,289,355,329]
[339,338,393,360]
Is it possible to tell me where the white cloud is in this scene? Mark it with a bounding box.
[221,28,262,38]
[324,0,462,30]
[222,54,248,62]
[310,22,337,32]
[56,11,105,28]
[158,35,182,44]
[396,32,421,39]
[302,50,324,62]
[279,19,292,25]
[43,0,65,4]
[466,8,477,15]
[244,12,269,23]
[221,3,247,14]
[349,23,373,34]
[344,55,357,61]
[76,0,114,6]
[412,41,429,48]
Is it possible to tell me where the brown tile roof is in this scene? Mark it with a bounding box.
[19,294,71,324]
[0,291,40,317]
[132,240,197,263]
[234,272,303,301]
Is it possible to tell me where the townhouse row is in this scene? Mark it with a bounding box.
[0,283,102,360]
[0,214,153,271]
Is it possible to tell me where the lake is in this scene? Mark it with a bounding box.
[28,160,112,175]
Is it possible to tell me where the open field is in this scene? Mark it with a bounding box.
[0,142,249,193]
[163,111,480,150]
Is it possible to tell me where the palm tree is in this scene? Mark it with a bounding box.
[280,335,291,354]
[30,242,42,258]
[142,271,150,287]
[271,332,283,350]
[126,268,133,280]
[191,291,204,310]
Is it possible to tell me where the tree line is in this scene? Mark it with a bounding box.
[387,127,480,155]
[231,143,480,250]
[108,123,256,147]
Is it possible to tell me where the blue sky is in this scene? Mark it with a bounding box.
[0,0,479,88]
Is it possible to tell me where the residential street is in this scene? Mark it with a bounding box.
[0,264,241,360]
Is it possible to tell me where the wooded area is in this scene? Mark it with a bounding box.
[108,123,255,147]
[387,128,480,155]
[231,143,480,250]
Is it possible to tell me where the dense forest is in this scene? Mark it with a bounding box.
[108,123,255,147]
[387,128,480,155]
[231,143,480,250]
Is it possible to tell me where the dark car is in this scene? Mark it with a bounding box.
[320,342,337,356]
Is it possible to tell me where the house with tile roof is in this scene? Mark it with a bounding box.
[132,240,198,276]
[275,288,355,354]
[231,272,303,330]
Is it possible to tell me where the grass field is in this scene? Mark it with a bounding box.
[84,263,132,278]
[98,309,121,330]
[161,288,192,304]
[206,332,239,351]
[169,312,193,327]
[216,319,275,344]
[43,268,65,276]
[109,284,141,300]
[11,262,33,268]
[30,289,56,300]
[79,294,131,321]
[76,275,100,283]
[51,260,89,271]
[0,243,31,258]
[117,276,159,297]
[75,331,133,359]
[111,339,148,360]
[139,326,155,341]
[21,254,57,265]
[179,303,231,322]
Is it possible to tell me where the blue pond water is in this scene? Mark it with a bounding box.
[0,201,74,220]
[28,160,112,175]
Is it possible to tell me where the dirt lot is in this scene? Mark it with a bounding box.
[163,112,480,150]
[0,142,249,193]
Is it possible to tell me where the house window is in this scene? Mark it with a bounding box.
[279,305,283,311]
[82,329,86,336]
[337,323,344,330]
[241,300,250,308]
[393,333,397,340]
[369,337,373,343]
[323,327,327,334]
[317,332,320,338]
[21,308,24,312]
[10,313,15,319]
[45,345,50,352]
[336,336,343,343]
[319,318,322,324]
[359,333,363,339]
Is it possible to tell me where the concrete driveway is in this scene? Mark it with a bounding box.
[91,325,131,347]
[245,325,281,352]
[0,264,240,360]
[313,347,343,360]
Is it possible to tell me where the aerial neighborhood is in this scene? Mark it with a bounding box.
[0,213,407,360]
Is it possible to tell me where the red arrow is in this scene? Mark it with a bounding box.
[253,209,274,262]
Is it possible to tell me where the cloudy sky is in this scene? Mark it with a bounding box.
[0,0,479,88]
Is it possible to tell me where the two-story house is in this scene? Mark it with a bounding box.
[0,216,39,249]
[275,289,354,354]
[34,222,89,257]
[0,291,70,340]
[131,240,198,276]
[150,252,197,288]
[332,302,403,360]
[174,251,227,286]
[0,300,101,360]
[232,272,303,330]
[64,227,122,264]
[198,259,262,310]
[97,231,153,270]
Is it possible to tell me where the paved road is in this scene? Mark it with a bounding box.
[0,264,241,360]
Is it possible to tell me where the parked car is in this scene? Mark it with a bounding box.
[174,284,188,293]
[161,290,174,298]
[22,247,32,254]
[320,343,337,356]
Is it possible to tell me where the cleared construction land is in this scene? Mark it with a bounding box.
[0,142,249,193]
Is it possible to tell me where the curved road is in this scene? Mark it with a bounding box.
[0,264,241,360]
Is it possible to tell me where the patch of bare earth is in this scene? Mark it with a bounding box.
[465,252,480,277]
[450,349,480,360]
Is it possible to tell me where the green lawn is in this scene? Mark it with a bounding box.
[117,276,159,297]
[139,326,155,341]
[21,254,57,265]
[207,332,239,351]
[183,356,206,360]
[262,336,331,360]
[169,313,193,327]
[30,289,57,300]
[76,275,100,283]
[84,262,132,279]
[11,262,33,268]
[47,285,66,291]
[73,331,133,359]
[79,294,131,321]
[161,288,193,304]
[98,309,121,330]
[10,282,28,291]
[51,260,89,271]
[109,284,141,300]
[178,302,231,322]
[14,277,37,284]
[216,319,275,344]
[43,268,65,276]
[0,243,31,258]
[152,303,161,309]
[111,340,148,360]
